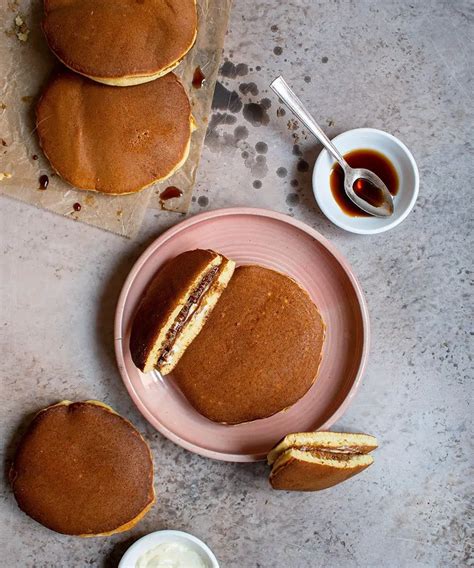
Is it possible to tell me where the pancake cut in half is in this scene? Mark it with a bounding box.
[42,0,197,86]
[268,431,378,491]
[173,265,326,424]
[10,401,155,536]
[130,250,235,375]
[36,70,194,194]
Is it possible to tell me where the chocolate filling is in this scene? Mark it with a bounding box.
[295,445,360,454]
[306,450,355,461]
[157,265,220,365]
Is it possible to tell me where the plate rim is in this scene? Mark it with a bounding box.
[114,207,370,462]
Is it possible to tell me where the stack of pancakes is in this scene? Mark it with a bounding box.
[36,0,198,194]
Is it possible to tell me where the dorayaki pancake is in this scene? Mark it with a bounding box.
[268,431,377,491]
[173,265,326,424]
[36,71,193,194]
[130,250,235,375]
[10,401,155,536]
[42,0,197,86]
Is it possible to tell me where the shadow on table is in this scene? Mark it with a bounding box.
[3,407,44,488]
[102,534,141,568]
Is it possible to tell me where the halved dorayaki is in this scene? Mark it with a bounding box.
[130,250,235,375]
[268,431,378,491]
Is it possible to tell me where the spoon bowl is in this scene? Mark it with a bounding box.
[344,167,394,217]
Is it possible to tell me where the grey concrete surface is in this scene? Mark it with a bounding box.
[1,1,472,566]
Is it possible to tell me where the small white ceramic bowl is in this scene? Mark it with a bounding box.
[118,530,219,568]
[312,128,419,234]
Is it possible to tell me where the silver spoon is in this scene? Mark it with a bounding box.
[270,76,394,217]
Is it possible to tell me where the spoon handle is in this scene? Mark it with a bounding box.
[270,76,349,169]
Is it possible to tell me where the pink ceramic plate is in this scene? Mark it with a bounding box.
[115,208,369,462]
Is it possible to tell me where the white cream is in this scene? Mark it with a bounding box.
[136,541,208,568]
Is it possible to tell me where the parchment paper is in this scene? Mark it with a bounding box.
[0,0,232,237]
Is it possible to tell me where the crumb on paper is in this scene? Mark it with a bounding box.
[327,119,335,127]
[116,209,123,217]
[84,194,96,206]
[21,95,34,103]
[0,103,6,110]
[0,172,13,181]
[14,14,30,42]
[1,139,7,146]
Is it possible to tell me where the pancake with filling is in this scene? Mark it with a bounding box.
[173,265,326,424]
[267,432,378,464]
[42,0,197,86]
[130,250,235,375]
[10,401,155,536]
[268,431,377,491]
[36,71,194,194]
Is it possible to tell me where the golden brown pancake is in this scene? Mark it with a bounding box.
[42,0,197,86]
[268,431,377,491]
[173,265,326,424]
[10,401,155,536]
[130,250,235,375]
[269,449,374,491]
[36,71,193,194]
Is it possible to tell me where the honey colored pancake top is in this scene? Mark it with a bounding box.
[36,71,192,194]
[173,266,326,424]
[10,402,154,536]
[42,0,197,84]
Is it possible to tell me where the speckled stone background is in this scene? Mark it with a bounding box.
[1,1,472,566]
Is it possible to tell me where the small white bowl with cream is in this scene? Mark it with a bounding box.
[119,530,219,568]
